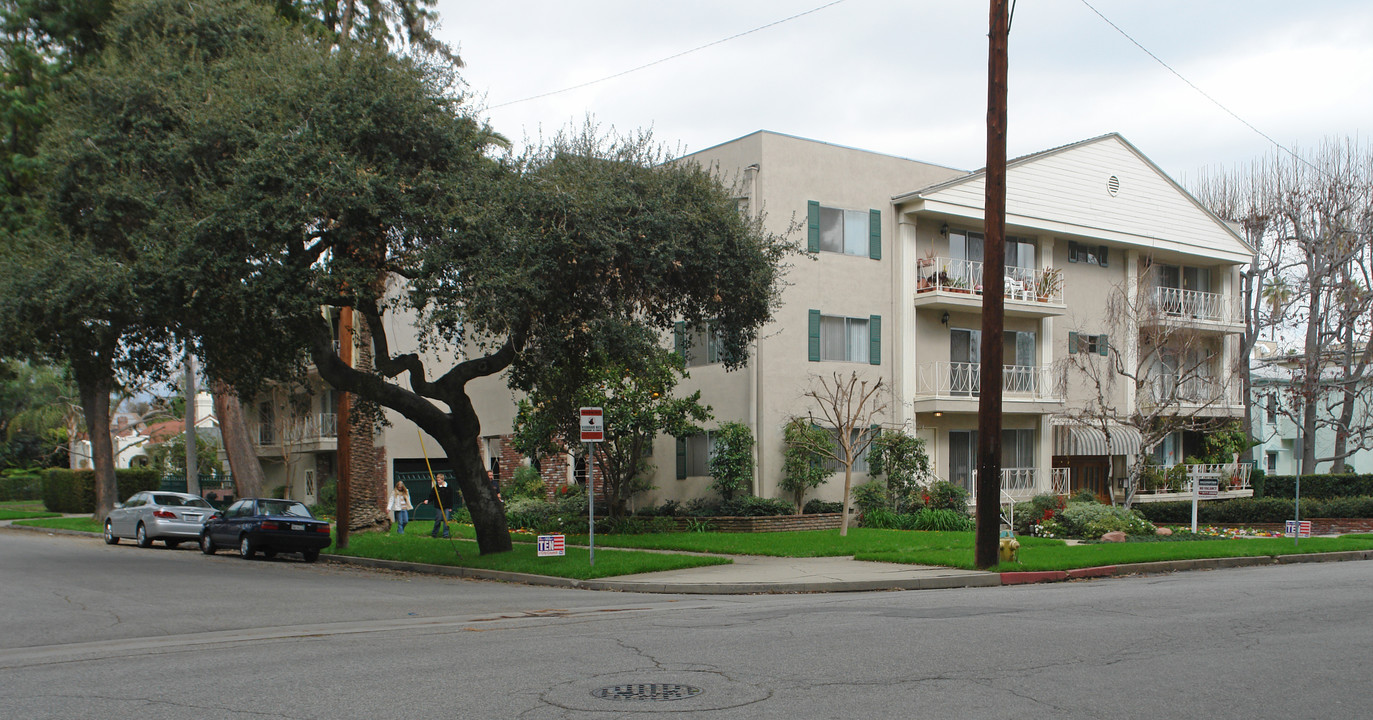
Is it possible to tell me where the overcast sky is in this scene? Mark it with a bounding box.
[434,0,1371,183]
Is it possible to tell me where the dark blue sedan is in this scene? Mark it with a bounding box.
[200,498,332,562]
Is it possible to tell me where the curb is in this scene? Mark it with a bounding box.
[999,549,1373,586]
[0,523,100,540]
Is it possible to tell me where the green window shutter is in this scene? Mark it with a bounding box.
[869,315,881,365]
[1097,334,1109,356]
[707,325,719,364]
[808,309,821,362]
[1098,246,1109,267]
[675,437,687,480]
[1068,241,1079,263]
[868,209,882,260]
[807,201,820,253]
[1068,331,1079,354]
[673,321,685,360]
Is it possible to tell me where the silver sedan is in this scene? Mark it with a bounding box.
[104,491,219,549]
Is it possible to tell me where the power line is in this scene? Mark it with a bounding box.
[488,1,848,110]
[1078,0,1319,173]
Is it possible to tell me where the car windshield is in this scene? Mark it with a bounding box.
[152,494,213,509]
[258,500,313,518]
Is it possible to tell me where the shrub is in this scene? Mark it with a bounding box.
[851,480,888,514]
[925,481,970,516]
[0,471,43,501]
[911,508,974,532]
[507,465,547,500]
[452,507,472,525]
[505,497,555,532]
[1257,474,1373,500]
[602,515,675,535]
[780,418,832,512]
[312,476,337,516]
[1069,488,1099,504]
[803,499,843,514]
[1052,502,1155,538]
[42,467,161,513]
[1011,493,1067,535]
[719,496,793,517]
[861,507,899,529]
[707,421,754,501]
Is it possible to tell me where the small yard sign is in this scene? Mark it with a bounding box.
[537,534,566,557]
[579,407,604,443]
[1197,478,1219,497]
[1285,520,1311,538]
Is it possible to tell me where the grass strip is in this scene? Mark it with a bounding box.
[327,531,730,580]
[859,534,1373,571]
[549,528,1064,557]
[14,517,102,533]
[0,509,60,521]
[0,500,48,512]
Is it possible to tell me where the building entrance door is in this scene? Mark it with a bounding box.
[1054,455,1111,503]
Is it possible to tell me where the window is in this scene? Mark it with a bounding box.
[949,230,1036,270]
[1068,240,1110,267]
[807,202,880,259]
[257,401,275,444]
[676,432,716,478]
[1068,332,1109,356]
[809,310,881,364]
[1266,451,1278,474]
[675,321,731,367]
[949,431,977,493]
[823,427,872,474]
[1266,393,1278,423]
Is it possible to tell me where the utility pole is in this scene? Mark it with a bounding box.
[184,352,199,495]
[336,308,353,549]
[976,0,1010,569]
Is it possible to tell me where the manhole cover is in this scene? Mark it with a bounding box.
[591,683,704,702]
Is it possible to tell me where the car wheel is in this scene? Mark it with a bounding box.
[302,549,320,563]
[262,549,277,559]
[136,523,153,548]
[200,533,215,555]
[238,535,255,559]
[104,520,119,545]
[165,540,182,549]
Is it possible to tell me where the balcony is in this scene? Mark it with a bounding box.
[964,468,1070,509]
[1141,286,1243,333]
[914,257,1066,317]
[1140,374,1243,416]
[1131,463,1254,503]
[252,413,339,454]
[911,361,1064,414]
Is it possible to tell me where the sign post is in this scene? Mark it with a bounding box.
[579,407,604,566]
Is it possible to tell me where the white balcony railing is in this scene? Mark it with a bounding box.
[1135,463,1253,495]
[252,413,339,446]
[1149,286,1242,325]
[916,257,1064,305]
[914,362,1062,402]
[1141,373,1240,408]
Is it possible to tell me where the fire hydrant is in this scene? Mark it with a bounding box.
[998,536,1020,564]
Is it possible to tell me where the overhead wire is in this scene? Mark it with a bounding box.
[487,0,848,110]
[1077,0,1321,175]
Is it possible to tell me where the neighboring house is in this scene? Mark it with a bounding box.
[69,393,219,470]
[1250,342,1373,475]
[244,379,343,504]
[280,131,1253,513]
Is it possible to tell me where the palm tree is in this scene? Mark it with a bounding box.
[1261,276,1293,340]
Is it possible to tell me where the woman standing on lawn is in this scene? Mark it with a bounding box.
[388,481,413,535]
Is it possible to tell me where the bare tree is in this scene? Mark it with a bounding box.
[798,372,888,536]
[1058,268,1241,508]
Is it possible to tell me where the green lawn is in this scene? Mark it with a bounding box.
[0,509,60,521]
[0,499,47,512]
[327,531,731,580]
[14,516,102,533]
[552,527,1070,557]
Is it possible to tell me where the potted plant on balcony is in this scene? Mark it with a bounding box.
[1036,267,1062,302]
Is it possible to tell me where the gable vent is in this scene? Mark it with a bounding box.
[1107,175,1120,196]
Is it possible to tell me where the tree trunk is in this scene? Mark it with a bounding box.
[441,427,512,553]
[839,466,853,536]
[78,372,117,521]
[212,380,265,498]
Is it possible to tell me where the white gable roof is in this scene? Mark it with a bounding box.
[894,134,1252,263]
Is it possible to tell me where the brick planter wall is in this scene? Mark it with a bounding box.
[668,513,845,533]
[1246,518,1373,535]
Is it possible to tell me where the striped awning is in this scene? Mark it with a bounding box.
[1054,424,1143,456]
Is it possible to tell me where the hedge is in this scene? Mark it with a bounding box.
[0,474,43,501]
[42,468,162,514]
[1135,496,1373,525]
[1254,474,1373,500]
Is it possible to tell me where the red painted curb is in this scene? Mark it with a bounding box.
[1066,565,1118,579]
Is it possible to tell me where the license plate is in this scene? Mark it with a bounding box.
[290,524,304,531]
[184,514,201,521]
